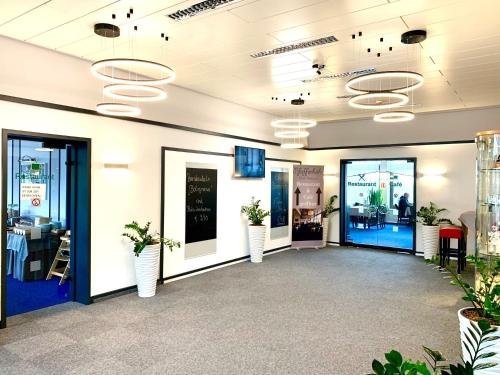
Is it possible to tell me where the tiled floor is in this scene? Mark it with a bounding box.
[0,248,470,374]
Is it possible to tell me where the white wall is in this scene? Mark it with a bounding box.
[0,100,305,302]
[0,36,306,317]
[305,143,476,254]
[163,151,295,278]
[309,106,500,148]
[0,35,277,142]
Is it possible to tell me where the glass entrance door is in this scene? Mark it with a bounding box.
[341,159,416,252]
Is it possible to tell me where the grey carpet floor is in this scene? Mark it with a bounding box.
[0,247,470,375]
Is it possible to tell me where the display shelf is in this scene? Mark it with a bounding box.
[475,130,500,263]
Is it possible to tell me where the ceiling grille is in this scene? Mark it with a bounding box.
[250,35,338,59]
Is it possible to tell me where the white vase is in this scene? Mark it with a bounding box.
[458,308,500,374]
[421,225,440,260]
[134,243,160,298]
[248,225,266,263]
[322,217,329,247]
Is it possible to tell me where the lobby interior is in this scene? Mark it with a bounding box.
[1,1,500,374]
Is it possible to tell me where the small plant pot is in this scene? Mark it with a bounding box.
[134,243,160,298]
[421,225,440,260]
[322,217,329,247]
[458,308,500,374]
[248,225,266,263]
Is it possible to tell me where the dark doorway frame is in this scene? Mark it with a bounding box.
[1,129,91,328]
[339,157,417,254]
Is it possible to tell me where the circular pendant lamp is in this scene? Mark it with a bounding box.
[103,84,167,102]
[274,130,310,138]
[345,71,424,94]
[348,92,408,110]
[96,103,141,117]
[271,119,317,129]
[280,141,306,149]
[91,58,176,85]
[373,111,415,123]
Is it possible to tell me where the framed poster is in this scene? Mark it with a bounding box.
[185,164,217,258]
[292,165,324,248]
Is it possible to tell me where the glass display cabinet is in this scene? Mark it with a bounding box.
[476,130,500,258]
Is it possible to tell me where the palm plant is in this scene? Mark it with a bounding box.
[241,197,270,226]
[122,221,180,257]
[416,202,451,226]
[322,194,339,218]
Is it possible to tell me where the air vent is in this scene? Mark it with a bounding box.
[166,0,243,21]
[302,68,376,83]
[250,35,338,59]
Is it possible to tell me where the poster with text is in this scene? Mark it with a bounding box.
[185,166,217,258]
[292,165,324,248]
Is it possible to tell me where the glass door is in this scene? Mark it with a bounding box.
[341,158,416,252]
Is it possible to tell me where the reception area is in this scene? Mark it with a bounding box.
[0,1,499,374]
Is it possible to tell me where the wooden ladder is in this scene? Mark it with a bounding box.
[46,233,70,285]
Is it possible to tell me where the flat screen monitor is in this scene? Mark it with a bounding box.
[234,146,265,178]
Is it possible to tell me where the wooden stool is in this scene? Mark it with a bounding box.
[439,227,466,273]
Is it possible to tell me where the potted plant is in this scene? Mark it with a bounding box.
[368,188,385,207]
[370,328,499,375]
[122,221,180,298]
[241,197,270,263]
[321,194,339,247]
[446,255,500,374]
[416,202,451,259]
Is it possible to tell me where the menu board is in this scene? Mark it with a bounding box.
[185,167,217,244]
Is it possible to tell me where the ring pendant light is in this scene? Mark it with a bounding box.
[348,92,408,110]
[345,71,424,94]
[274,129,310,138]
[280,141,306,149]
[91,58,176,85]
[373,111,415,123]
[96,103,141,117]
[103,84,167,102]
[271,119,317,129]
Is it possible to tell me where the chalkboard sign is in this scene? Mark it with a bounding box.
[185,168,217,244]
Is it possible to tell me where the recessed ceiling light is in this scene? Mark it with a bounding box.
[166,0,244,21]
[250,35,338,59]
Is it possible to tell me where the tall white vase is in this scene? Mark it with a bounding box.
[458,308,500,374]
[134,243,160,298]
[248,225,266,263]
[421,225,440,260]
[322,217,329,247]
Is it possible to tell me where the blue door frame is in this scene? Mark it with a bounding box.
[1,129,91,328]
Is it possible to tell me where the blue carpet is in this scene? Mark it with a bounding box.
[347,223,413,250]
[6,275,71,316]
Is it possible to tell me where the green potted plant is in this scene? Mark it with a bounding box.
[241,197,270,263]
[416,202,451,259]
[368,188,385,207]
[321,195,339,247]
[446,256,500,374]
[370,326,499,375]
[122,221,180,297]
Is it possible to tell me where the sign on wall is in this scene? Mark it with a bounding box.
[185,165,217,258]
[271,170,289,228]
[292,165,324,248]
[20,183,46,200]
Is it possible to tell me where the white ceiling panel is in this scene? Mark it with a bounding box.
[0,0,499,122]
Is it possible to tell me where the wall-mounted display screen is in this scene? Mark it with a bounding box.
[234,146,265,178]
